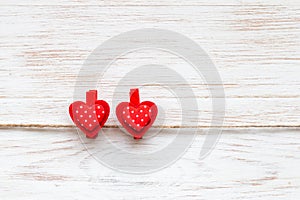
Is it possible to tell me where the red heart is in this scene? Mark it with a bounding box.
[69,90,110,138]
[116,88,158,139]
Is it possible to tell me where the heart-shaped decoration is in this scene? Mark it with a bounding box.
[69,90,110,138]
[116,88,158,139]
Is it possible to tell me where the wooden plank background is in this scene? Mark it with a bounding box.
[0,128,300,199]
[0,0,300,199]
[1,0,300,127]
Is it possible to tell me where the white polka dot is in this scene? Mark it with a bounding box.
[140,110,143,113]
[89,124,92,127]
[137,124,140,127]
[132,120,135,123]
[102,111,104,114]
[84,111,87,113]
[97,106,100,109]
[136,115,139,118]
[75,110,79,113]
[93,111,96,113]
[81,124,83,126]
[80,115,83,118]
[145,114,148,117]
[93,120,96,122]
[89,115,92,118]
[149,110,151,113]
[127,107,129,109]
[131,111,134,113]
[98,115,101,118]
[84,120,87,122]
[144,105,147,108]
[141,119,144,122]
[80,106,83,109]
[123,111,125,114]
[127,115,130,118]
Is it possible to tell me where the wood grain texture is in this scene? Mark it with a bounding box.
[1,0,300,6]
[1,2,299,198]
[0,128,299,199]
[1,1,299,127]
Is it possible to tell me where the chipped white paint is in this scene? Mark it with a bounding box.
[0,1,299,127]
[0,1,300,199]
[0,128,299,199]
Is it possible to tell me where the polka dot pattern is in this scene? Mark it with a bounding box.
[122,104,152,131]
[73,103,106,131]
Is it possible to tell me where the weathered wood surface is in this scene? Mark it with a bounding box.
[0,128,299,199]
[1,1,299,127]
[1,1,300,199]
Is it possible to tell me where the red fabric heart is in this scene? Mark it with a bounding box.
[69,90,110,138]
[116,88,158,139]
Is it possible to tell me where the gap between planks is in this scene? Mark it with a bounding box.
[1,124,300,129]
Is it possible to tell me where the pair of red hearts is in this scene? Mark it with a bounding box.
[69,89,158,139]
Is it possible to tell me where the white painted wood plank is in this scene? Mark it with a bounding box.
[0,3,299,126]
[1,98,300,127]
[1,0,300,6]
[0,128,299,199]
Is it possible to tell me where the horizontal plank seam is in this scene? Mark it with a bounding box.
[0,5,290,7]
[1,124,300,129]
[2,96,300,99]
